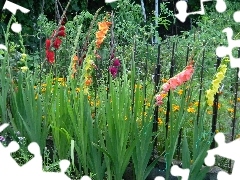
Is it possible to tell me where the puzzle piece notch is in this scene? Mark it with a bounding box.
[0,123,9,132]
[215,0,227,13]
[154,177,165,180]
[233,11,240,23]
[204,133,240,179]
[0,123,73,179]
[154,165,190,180]
[175,0,227,23]
[216,27,240,77]
[1,1,30,50]
[105,0,118,3]
[171,165,190,180]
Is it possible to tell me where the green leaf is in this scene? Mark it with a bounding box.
[182,131,191,169]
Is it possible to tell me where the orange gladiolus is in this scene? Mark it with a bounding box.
[95,20,111,49]
[85,78,92,86]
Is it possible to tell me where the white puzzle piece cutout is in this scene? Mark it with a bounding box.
[154,165,190,180]
[1,1,30,50]
[205,132,240,180]
[175,0,226,23]
[215,26,240,77]
[0,123,92,180]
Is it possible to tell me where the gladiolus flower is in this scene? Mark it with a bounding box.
[155,61,194,106]
[58,30,66,37]
[59,26,65,31]
[113,59,121,67]
[109,66,118,78]
[155,94,164,106]
[46,39,51,49]
[53,38,62,49]
[95,20,111,48]
[46,50,55,63]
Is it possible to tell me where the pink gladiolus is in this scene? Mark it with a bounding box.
[155,61,194,106]
[162,83,170,92]
[155,94,163,106]
[113,59,121,67]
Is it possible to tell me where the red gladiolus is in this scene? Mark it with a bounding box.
[46,50,55,64]
[59,26,65,31]
[58,30,66,37]
[46,39,51,49]
[53,38,62,49]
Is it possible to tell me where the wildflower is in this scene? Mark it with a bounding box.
[215,129,219,133]
[161,78,168,83]
[158,118,163,125]
[194,101,199,106]
[228,108,234,113]
[173,105,180,111]
[187,107,196,113]
[237,98,240,102]
[76,88,80,93]
[178,89,183,95]
[207,110,212,115]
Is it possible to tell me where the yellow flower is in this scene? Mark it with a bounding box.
[187,107,196,113]
[215,129,219,133]
[158,118,163,125]
[216,72,224,79]
[21,66,28,72]
[194,101,199,106]
[41,87,46,93]
[21,53,27,59]
[161,78,168,83]
[96,100,100,107]
[207,110,212,115]
[76,88,80,93]
[173,104,180,111]
[228,108,234,113]
[178,89,183,95]
[206,61,228,106]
